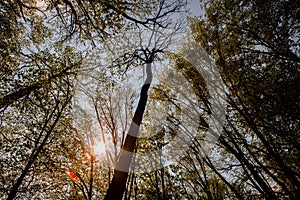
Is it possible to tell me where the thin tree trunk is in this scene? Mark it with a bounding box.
[104,63,152,200]
[88,157,94,200]
[7,96,71,200]
[0,67,74,108]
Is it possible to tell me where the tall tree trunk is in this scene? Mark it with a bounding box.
[104,63,153,200]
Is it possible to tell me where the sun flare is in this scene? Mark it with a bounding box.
[93,142,106,155]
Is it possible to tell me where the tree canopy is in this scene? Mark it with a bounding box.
[1,0,299,199]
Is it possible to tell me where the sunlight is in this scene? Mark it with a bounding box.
[35,0,47,9]
[93,142,106,155]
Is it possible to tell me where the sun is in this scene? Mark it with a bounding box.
[93,142,106,155]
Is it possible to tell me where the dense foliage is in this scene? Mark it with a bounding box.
[0,0,299,199]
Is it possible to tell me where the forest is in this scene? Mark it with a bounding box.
[0,0,299,199]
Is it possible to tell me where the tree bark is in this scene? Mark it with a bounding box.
[104,63,152,200]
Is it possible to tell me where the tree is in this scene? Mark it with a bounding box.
[1,47,81,199]
[1,3,82,198]
[5,0,298,199]
[1,0,187,199]
[187,0,299,199]
[102,1,187,198]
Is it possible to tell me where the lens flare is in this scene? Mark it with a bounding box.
[65,169,80,183]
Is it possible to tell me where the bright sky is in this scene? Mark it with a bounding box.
[188,0,202,16]
[35,0,47,9]
[94,142,106,155]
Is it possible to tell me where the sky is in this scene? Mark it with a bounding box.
[188,0,203,16]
